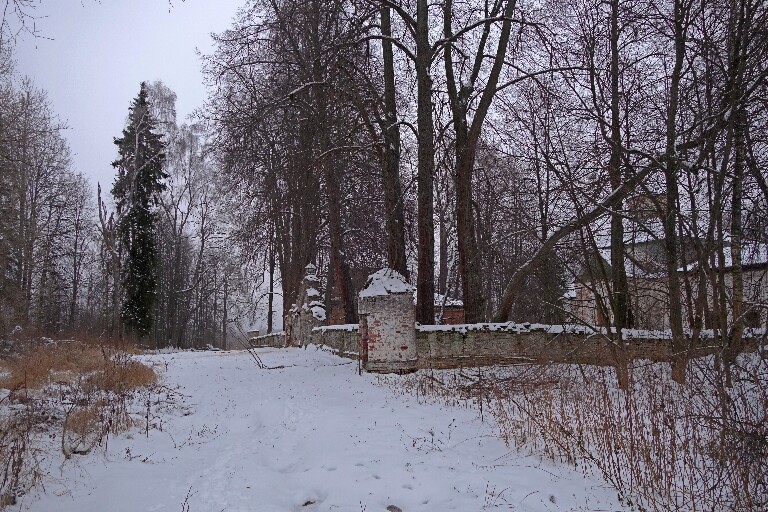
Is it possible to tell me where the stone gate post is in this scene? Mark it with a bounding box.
[285,263,326,347]
[358,269,417,373]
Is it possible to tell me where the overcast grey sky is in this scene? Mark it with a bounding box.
[15,0,242,190]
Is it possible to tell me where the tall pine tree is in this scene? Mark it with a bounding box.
[112,82,167,338]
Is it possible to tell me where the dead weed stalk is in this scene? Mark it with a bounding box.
[389,356,766,512]
[0,338,159,507]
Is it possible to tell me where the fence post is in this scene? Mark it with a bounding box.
[358,269,417,373]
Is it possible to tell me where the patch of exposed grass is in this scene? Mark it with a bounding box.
[0,338,160,508]
[384,353,768,511]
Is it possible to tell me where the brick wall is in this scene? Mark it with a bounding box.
[249,332,285,348]
[359,293,417,372]
[312,324,360,358]
[249,322,766,372]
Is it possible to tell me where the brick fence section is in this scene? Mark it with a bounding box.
[312,324,360,359]
[250,332,285,348]
[249,323,767,372]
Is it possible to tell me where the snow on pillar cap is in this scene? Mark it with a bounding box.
[359,268,415,298]
[305,263,317,276]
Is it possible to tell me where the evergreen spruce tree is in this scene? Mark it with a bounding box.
[111,82,167,338]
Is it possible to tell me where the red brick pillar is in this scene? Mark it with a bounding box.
[358,269,417,373]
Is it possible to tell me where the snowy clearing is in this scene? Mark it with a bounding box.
[16,348,626,512]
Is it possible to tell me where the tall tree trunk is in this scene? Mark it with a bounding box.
[415,0,436,325]
[69,210,81,327]
[608,0,632,334]
[381,5,408,279]
[311,5,356,325]
[444,0,517,322]
[267,232,275,334]
[665,0,688,383]
[722,0,750,385]
[222,274,228,350]
[438,212,448,296]
[607,0,632,390]
[730,106,746,349]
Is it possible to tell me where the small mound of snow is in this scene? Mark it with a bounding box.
[359,268,414,298]
[311,306,326,321]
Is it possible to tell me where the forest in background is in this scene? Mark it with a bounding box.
[0,0,766,351]
[0,11,260,347]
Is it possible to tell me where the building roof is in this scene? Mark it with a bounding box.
[576,240,768,284]
[679,241,768,272]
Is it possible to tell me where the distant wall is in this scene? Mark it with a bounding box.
[415,324,768,369]
[436,307,465,325]
[312,324,359,359]
[250,332,285,348]
[249,323,767,372]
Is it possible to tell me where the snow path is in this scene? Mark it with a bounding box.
[18,348,625,511]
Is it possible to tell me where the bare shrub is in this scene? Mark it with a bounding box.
[385,354,767,511]
[0,342,104,389]
[485,356,767,511]
[85,351,157,393]
[0,399,45,507]
[0,338,159,507]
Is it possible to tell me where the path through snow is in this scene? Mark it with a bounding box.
[18,348,626,511]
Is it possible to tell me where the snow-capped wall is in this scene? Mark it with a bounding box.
[268,266,767,373]
[312,324,359,358]
[250,331,285,348]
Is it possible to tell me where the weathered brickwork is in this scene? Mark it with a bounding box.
[249,332,285,348]
[248,322,765,371]
[312,324,359,359]
[415,327,660,369]
[253,267,767,373]
[358,270,418,373]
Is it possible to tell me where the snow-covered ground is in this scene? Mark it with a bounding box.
[15,348,626,511]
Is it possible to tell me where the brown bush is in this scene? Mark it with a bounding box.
[386,355,767,512]
[86,357,157,394]
[55,330,143,353]
[0,338,160,508]
[0,342,155,392]
[485,358,768,511]
[0,343,104,390]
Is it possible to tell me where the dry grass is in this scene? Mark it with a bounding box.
[387,354,768,512]
[0,343,104,389]
[85,354,157,394]
[0,342,155,392]
[0,338,159,507]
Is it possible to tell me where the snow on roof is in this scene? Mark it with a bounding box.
[359,268,415,297]
[434,293,464,307]
[679,241,768,271]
